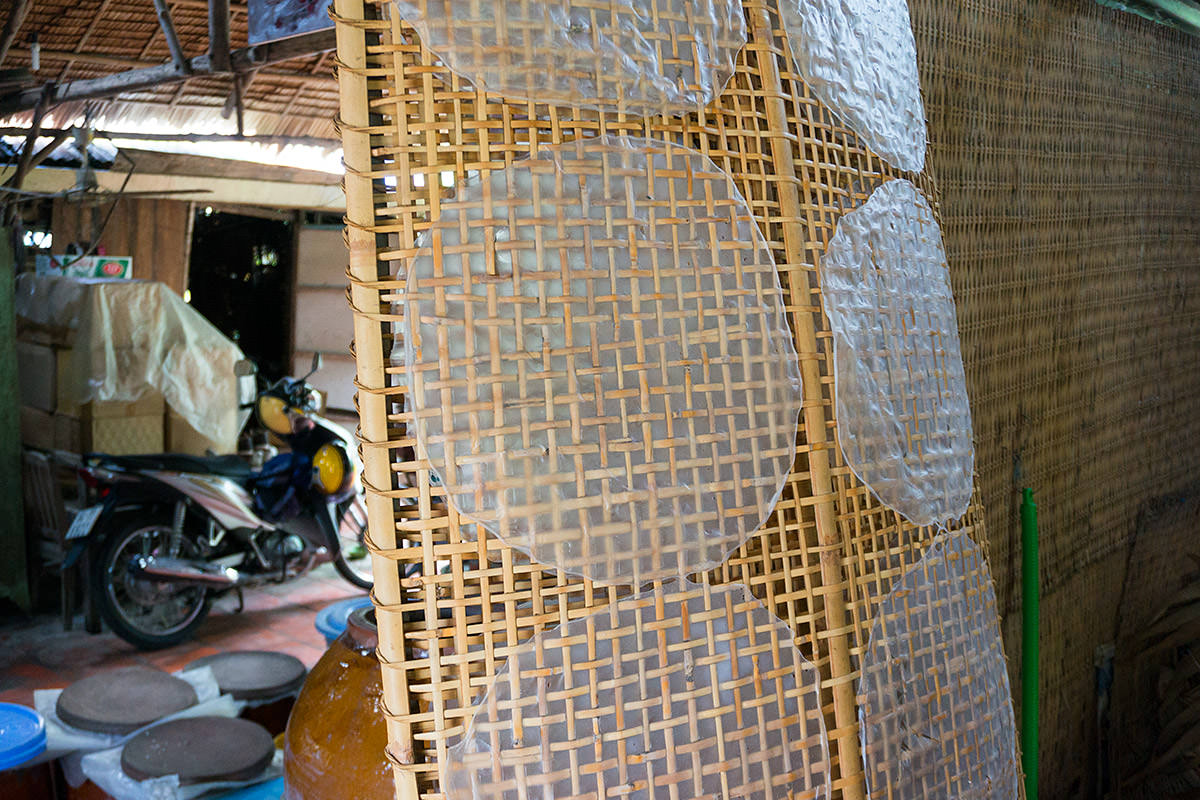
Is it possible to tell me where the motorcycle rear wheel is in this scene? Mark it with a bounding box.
[93,512,211,650]
[332,496,374,590]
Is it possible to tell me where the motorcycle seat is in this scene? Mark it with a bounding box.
[93,453,255,480]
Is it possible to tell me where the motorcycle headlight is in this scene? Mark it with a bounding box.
[313,442,354,496]
[257,395,293,436]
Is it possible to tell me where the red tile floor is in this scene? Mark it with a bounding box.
[0,563,363,706]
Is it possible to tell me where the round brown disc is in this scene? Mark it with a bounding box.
[185,651,307,701]
[121,716,275,784]
[56,666,198,735]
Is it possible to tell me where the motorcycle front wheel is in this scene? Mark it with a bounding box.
[332,495,374,590]
[92,512,211,650]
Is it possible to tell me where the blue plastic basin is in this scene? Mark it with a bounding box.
[0,703,46,772]
[314,595,373,646]
[214,776,285,799]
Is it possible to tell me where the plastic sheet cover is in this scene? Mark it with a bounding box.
[402,136,802,584]
[15,274,247,447]
[446,580,829,800]
[820,180,973,527]
[858,532,1018,800]
[79,746,281,800]
[391,0,746,115]
[780,0,927,172]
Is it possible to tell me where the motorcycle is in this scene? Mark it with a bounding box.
[68,354,374,650]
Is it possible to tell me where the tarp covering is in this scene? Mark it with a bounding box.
[15,274,246,446]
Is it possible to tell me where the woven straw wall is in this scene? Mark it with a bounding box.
[333,0,1200,798]
[909,0,1200,795]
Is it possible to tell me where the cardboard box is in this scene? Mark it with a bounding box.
[89,415,164,455]
[88,394,166,420]
[54,413,81,453]
[17,342,57,412]
[54,348,76,414]
[35,254,132,279]
[166,410,238,456]
[56,413,164,455]
[20,406,56,450]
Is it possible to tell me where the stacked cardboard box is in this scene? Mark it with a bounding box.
[15,276,243,458]
[17,338,166,455]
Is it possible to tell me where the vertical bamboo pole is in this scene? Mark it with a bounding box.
[748,7,865,800]
[1021,488,1039,800]
[333,2,418,798]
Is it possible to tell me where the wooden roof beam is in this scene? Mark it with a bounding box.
[209,0,230,73]
[0,28,336,115]
[153,0,191,75]
[0,126,342,149]
[0,0,31,68]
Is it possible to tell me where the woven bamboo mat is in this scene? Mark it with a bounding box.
[906,1,1200,794]
[332,1,998,798]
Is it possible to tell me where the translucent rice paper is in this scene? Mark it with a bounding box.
[780,0,927,172]
[858,532,1018,800]
[820,179,973,527]
[391,0,746,115]
[403,136,802,585]
[447,580,830,800]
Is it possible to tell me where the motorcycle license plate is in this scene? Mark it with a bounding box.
[65,505,104,540]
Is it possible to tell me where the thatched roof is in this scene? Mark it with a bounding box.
[0,0,338,139]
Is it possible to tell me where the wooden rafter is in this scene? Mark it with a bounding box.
[209,0,230,72]
[153,0,191,75]
[0,0,32,68]
[0,27,336,114]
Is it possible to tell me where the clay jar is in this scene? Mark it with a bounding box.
[283,607,392,799]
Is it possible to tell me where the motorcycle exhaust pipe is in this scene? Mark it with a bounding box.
[132,556,240,588]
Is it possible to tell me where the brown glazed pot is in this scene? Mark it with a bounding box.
[283,608,392,799]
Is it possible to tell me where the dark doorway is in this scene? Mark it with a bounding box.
[189,209,294,380]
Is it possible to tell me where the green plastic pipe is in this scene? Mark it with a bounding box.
[1021,488,1039,800]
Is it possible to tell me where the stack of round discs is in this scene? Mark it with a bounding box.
[120,716,275,784]
[185,651,307,701]
[56,666,198,735]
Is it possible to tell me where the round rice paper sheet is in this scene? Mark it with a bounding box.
[780,0,927,172]
[403,136,802,585]
[858,532,1018,800]
[392,0,747,116]
[446,580,830,800]
[820,179,973,527]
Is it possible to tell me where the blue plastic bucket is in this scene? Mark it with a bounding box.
[0,704,46,772]
[314,596,373,646]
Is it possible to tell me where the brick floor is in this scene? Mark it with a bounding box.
[0,562,363,706]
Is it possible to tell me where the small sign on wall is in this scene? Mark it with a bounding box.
[36,254,133,279]
[248,0,333,45]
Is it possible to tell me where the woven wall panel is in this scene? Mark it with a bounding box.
[334,1,1001,799]
[909,0,1200,796]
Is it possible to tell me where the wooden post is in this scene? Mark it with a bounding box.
[208,0,231,73]
[0,227,30,611]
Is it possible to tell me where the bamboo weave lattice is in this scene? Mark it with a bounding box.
[333,1,1003,798]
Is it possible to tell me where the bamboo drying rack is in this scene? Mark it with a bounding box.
[332,1,998,798]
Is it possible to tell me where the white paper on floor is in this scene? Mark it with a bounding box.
[820,178,973,527]
[858,531,1018,800]
[780,0,927,172]
[446,579,830,800]
[392,0,746,115]
[402,135,802,585]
